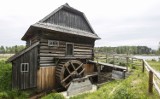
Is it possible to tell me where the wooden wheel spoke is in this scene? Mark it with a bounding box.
[70,62,76,70]
[76,63,83,71]
[61,74,71,83]
[65,66,71,74]
[65,82,71,88]
[79,68,85,75]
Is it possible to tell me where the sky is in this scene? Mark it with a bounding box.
[0,0,160,50]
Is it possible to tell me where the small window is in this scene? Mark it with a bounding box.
[66,43,74,56]
[21,63,29,72]
[48,40,59,47]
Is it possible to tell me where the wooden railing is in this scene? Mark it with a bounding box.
[142,59,160,95]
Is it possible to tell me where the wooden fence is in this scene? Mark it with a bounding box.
[142,59,160,95]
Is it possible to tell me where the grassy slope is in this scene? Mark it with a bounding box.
[70,66,159,99]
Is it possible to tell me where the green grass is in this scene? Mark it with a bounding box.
[147,60,160,71]
[41,93,65,99]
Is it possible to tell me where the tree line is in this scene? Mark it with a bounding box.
[94,46,160,55]
[0,45,25,54]
[0,45,160,55]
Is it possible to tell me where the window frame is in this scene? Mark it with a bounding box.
[66,42,74,56]
[21,63,29,73]
[48,40,59,47]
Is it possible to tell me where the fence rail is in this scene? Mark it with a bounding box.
[142,59,160,95]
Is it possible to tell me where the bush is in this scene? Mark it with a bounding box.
[119,62,126,66]
[151,59,156,61]
[0,60,12,91]
[109,60,114,64]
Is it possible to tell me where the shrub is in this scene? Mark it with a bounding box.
[119,62,126,66]
[0,60,12,91]
[151,59,156,61]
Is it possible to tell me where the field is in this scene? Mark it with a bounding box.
[0,54,14,61]
[0,54,160,99]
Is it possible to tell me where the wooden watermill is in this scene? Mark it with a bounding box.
[56,60,85,88]
[9,3,100,91]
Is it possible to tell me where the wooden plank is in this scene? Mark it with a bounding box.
[40,57,54,61]
[74,43,93,47]
[40,63,56,66]
[74,52,92,55]
[39,50,65,54]
[39,53,65,57]
[37,66,56,91]
[153,78,160,95]
[74,55,92,57]
[37,68,41,91]
[74,49,92,52]
[40,46,65,50]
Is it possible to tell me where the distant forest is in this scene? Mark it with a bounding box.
[0,45,25,54]
[0,45,160,55]
[95,46,160,55]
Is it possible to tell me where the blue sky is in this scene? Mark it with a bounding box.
[0,0,160,50]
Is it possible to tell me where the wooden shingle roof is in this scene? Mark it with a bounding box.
[22,3,100,40]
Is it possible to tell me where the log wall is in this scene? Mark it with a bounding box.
[39,38,93,66]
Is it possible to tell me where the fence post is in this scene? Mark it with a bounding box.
[148,70,153,93]
[142,60,144,73]
[113,55,115,66]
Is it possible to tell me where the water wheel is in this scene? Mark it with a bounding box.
[56,60,85,88]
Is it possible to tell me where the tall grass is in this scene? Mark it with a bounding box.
[0,60,29,98]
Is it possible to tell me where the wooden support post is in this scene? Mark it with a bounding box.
[126,57,129,72]
[123,70,126,79]
[142,60,145,73]
[148,70,153,93]
[132,58,133,68]
[113,55,115,66]
[106,54,108,63]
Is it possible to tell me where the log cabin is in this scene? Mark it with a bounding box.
[8,3,100,91]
